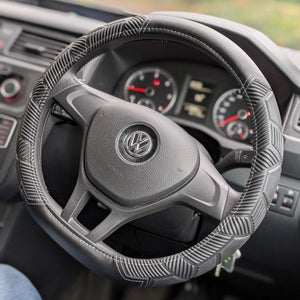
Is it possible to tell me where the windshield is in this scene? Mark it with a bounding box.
[73,0,300,50]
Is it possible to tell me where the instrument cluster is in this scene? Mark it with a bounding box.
[114,63,253,145]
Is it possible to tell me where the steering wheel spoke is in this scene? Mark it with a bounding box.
[60,175,89,222]
[169,146,241,221]
[60,164,170,241]
[86,209,131,242]
[86,188,175,242]
[52,73,122,127]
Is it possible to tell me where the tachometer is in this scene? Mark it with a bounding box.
[124,67,177,114]
[213,89,253,142]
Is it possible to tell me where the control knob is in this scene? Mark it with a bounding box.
[0,78,23,103]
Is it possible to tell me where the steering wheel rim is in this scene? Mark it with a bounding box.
[17,15,283,286]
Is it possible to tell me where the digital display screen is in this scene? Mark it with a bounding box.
[182,79,214,122]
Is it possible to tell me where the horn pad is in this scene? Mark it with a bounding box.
[84,102,200,206]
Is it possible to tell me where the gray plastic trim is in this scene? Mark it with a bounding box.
[0,1,103,35]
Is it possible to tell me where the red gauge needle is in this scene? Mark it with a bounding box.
[218,110,251,127]
[127,86,146,93]
[238,132,244,139]
[218,114,239,127]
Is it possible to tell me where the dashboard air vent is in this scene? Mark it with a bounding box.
[9,30,70,65]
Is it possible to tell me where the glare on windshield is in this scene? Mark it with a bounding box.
[77,0,300,50]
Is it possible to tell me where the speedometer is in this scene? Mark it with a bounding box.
[124,67,177,114]
[213,89,253,142]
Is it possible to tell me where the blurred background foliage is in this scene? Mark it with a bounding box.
[77,0,300,50]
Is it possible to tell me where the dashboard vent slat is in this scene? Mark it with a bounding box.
[18,37,66,52]
[9,30,70,65]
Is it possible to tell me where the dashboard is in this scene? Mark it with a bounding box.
[0,0,300,294]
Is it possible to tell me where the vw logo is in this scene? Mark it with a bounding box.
[124,130,153,158]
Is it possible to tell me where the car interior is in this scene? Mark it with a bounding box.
[0,0,299,299]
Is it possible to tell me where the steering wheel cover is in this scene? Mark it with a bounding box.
[17,15,283,286]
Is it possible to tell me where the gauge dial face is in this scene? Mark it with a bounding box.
[213,89,253,142]
[124,67,177,114]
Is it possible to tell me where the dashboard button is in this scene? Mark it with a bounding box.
[270,185,299,216]
[0,63,12,76]
[282,195,294,209]
[0,119,12,127]
[0,114,17,149]
[272,190,279,205]
[0,128,8,136]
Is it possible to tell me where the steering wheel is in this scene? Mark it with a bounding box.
[16,15,283,287]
